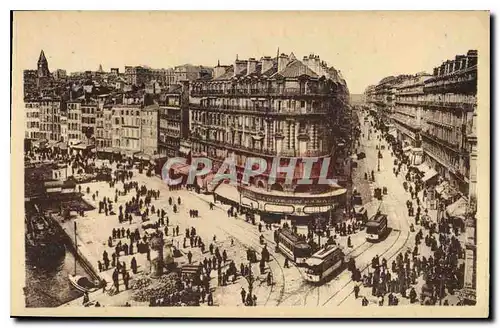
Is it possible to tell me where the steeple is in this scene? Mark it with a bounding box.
[38,50,47,65]
[37,49,50,79]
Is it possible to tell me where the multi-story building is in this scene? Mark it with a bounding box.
[125,66,152,87]
[165,68,176,87]
[140,104,159,156]
[60,111,68,143]
[188,52,350,223]
[112,102,142,155]
[158,84,189,157]
[392,73,432,164]
[81,102,97,143]
[174,64,213,83]
[37,98,63,142]
[67,100,82,144]
[421,50,477,196]
[53,69,67,80]
[23,70,38,98]
[95,105,105,149]
[25,101,40,140]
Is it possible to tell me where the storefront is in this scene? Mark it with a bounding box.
[446,196,468,231]
[237,185,346,225]
[415,163,439,186]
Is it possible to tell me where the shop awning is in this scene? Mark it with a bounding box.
[403,146,412,153]
[134,152,151,161]
[388,129,397,138]
[72,143,95,150]
[120,150,138,157]
[32,139,48,148]
[98,147,115,153]
[412,147,423,153]
[55,141,68,150]
[422,168,438,182]
[214,183,240,204]
[446,197,468,219]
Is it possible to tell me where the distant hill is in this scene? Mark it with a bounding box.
[350,94,365,104]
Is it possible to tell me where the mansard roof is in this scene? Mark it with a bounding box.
[273,60,318,79]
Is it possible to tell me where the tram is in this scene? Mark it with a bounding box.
[304,245,345,283]
[365,212,388,242]
[274,228,312,266]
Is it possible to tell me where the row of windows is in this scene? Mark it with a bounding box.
[26,112,39,118]
[114,138,140,149]
[81,107,96,114]
[112,109,140,116]
[82,117,96,124]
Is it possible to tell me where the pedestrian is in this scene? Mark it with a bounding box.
[354,284,360,299]
[83,291,89,305]
[101,278,107,293]
[207,291,214,306]
[188,251,193,264]
[241,288,246,304]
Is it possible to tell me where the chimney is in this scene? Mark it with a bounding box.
[233,59,247,76]
[260,56,273,73]
[467,49,478,67]
[247,58,257,75]
[213,61,226,79]
[277,53,289,72]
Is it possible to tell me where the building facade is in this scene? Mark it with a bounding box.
[188,52,350,222]
[421,50,477,196]
[112,104,142,155]
[81,102,97,143]
[174,64,213,83]
[140,104,159,156]
[38,98,62,142]
[67,101,82,144]
[158,85,189,157]
[392,73,432,165]
[25,101,40,140]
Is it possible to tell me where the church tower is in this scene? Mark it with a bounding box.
[37,50,50,78]
[36,50,51,88]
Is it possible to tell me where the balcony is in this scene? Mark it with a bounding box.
[190,135,330,158]
[189,103,327,116]
[420,129,461,154]
[190,87,330,98]
[419,101,475,112]
[395,100,420,106]
[423,68,477,94]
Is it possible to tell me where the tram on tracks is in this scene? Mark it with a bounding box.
[274,228,312,266]
[365,212,389,242]
[304,245,346,283]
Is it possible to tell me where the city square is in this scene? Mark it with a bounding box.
[15,11,484,315]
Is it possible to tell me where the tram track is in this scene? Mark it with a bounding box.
[325,159,414,307]
[192,196,289,306]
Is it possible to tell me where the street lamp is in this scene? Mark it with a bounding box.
[247,260,254,302]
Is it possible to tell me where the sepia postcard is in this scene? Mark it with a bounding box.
[11,10,490,318]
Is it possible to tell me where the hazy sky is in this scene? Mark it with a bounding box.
[13,11,488,94]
